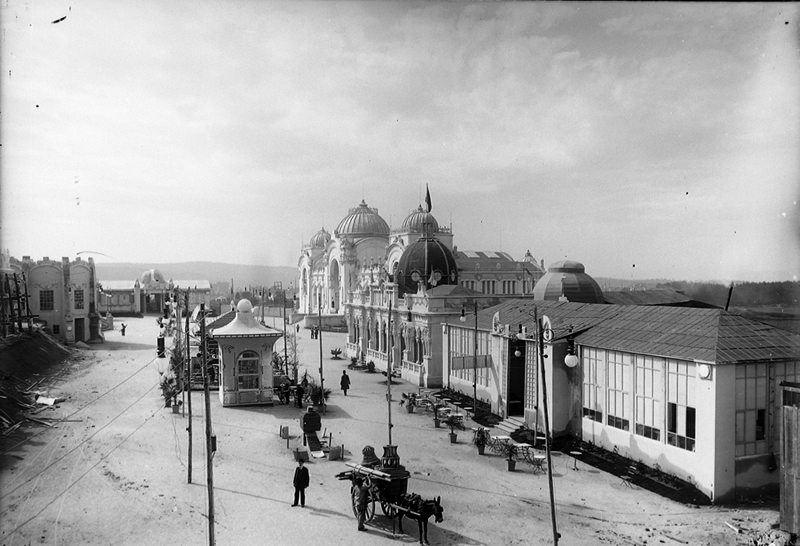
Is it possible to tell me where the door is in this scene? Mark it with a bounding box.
[507,338,526,416]
[74,318,85,342]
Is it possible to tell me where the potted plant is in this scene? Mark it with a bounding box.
[442,414,465,444]
[309,384,331,409]
[472,427,491,456]
[401,392,417,413]
[366,360,376,373]
[330,348,342,359]
[159,374,177,408]
[497,441,519,471]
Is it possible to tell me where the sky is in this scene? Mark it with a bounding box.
[2,1,799,283]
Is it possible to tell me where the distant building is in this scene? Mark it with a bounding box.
[98,269,211,316]
[10,255,103,344]
[456,249,545,295]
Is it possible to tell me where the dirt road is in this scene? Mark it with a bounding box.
[0,315,783,545]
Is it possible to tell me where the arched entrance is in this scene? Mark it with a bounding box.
[329,260,341,313]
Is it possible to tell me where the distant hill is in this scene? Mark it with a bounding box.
[94,262,297,289]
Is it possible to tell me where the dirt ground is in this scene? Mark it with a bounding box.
[0,315,790,546]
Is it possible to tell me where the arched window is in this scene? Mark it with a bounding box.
[237,350,260,391]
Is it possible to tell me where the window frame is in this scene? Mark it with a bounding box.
[237,350,261,391]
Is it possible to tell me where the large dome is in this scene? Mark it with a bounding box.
[532,260,604,303]
[335,200,390,238]
[310,227,331,249]
[395,236,458,294]
[401,206,439,234]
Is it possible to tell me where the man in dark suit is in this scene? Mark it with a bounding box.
[292,459,309,507]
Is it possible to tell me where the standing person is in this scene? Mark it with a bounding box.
[292,459,309,507]
[356,478,369,531]
[120,323,127,336]
[340,370,351,396]
[295,383,304,408]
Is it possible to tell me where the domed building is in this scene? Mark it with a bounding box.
[532,260,604,304]
[296,191,549,388]
[297,200,392,319]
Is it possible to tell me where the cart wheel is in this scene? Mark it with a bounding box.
[381,500,396,518]
[350,483,359,518]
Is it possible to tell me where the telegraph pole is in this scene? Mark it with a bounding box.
[317,294,325,414]
[472,300,478,415]
[200,304,215,545]
[185,291,192,484]
[387,298,393,445]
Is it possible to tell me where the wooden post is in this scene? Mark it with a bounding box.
[186,291,193,484]
[318,294,325,414]
[200,304,215,545]
[387,298,393,445]
[13,273,24,333]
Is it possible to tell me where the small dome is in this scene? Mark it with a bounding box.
[533,260,603,304]
[401,206,439,234]
[395,236,458,294]
[237,299,253,314]
[335,200,390,238]
[310,227,331,248]
[140,269,165,285]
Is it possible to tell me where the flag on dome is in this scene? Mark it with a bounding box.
[425,184,432,212]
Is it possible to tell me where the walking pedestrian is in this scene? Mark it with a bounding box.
[120,323,127,336]
[295,383,304,408]
[356,478,369,531]
[340,370,350,396]
[292,459,309,507]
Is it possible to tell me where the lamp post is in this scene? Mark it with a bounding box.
[460,301,479,415]
[517,306,559,545]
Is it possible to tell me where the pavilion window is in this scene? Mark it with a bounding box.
[74,289,85,310]
[606,350,631,432]
[735,363,768,457]
[40,289,54,311]
[666,360,696,451]
[634,355,663,442]
[237,351,260,391]
[582,347,603,423]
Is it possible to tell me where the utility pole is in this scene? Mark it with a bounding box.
[185,291,192,484]
[200,304,215,545]
[283,292,289,376]
[387,298,393,445]
[472,300,478,415]
[317,293,325,414]
[536,308,559,545]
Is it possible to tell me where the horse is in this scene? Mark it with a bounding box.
[393,493,444,545]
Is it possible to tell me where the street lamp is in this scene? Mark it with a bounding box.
[460,301,479,415]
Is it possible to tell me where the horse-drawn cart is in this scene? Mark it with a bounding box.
[335,446,444,544]
[335,462,410,522]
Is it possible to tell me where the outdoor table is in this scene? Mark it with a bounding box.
[569,450,582,470]
[517,444,545,474]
